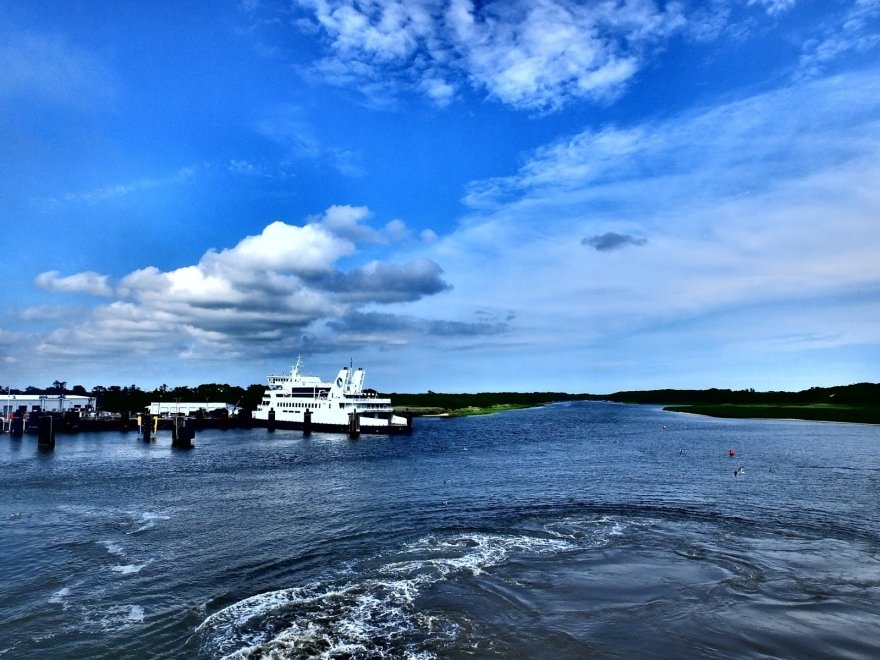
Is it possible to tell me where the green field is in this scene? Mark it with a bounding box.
[663,403,880,425]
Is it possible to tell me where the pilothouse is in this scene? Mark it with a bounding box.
[252,357,412,434]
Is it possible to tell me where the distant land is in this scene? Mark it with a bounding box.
[387,383,880,425]
[3,382,877,425]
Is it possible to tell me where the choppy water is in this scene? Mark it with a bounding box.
[1,402,878,658]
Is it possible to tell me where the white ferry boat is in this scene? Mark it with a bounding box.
[252,357,412,434]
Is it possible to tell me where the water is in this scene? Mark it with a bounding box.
[1,402,878,658]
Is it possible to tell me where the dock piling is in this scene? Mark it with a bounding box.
[37,414,55,451]
[348,411,360,439]
[171,417,194,449]
[140,413,152,442]
[303,409,312,436]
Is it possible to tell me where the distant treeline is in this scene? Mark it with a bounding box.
[3,381,876,414]
[581,382,880,407]
[386,391,590,411]
[2,383,267,413]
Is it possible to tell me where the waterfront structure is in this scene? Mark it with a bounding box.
[252,357,412,434]
[2,394,95,417]
[147,401,236,416]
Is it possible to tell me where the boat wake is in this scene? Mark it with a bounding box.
[193,520,631,659]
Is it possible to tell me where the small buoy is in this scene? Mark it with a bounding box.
[729,448,735,457]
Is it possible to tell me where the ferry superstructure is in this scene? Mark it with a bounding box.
[252,357,412,434]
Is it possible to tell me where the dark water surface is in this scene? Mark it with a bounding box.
[1,402,878,658]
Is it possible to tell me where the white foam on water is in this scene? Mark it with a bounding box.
[127,511,170,534]
[543,515,650,546]
[197,531,576,659]
[93,604,146,631]
[99,540,125,557]
[111,561,151,575]
[48,587,71,607]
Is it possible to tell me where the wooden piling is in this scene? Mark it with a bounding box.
[303,409,312,436]
[267,408,276,432]
[172,417,194,449]
[348,411,360,439]
[37,414,55,451]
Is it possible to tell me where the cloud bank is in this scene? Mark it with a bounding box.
[30,207,470,364]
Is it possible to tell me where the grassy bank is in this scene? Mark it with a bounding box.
[664,403,880,425]
[395,403,538,417]
[447,403,535,417]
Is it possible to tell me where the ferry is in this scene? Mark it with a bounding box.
[252,357,412,434]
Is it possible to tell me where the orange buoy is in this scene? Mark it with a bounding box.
[729,448,735,457]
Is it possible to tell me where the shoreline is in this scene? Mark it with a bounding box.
[663,403,880,425]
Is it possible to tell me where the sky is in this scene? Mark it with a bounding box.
[1,0,879,394]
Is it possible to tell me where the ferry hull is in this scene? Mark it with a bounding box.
[251,417,412,435]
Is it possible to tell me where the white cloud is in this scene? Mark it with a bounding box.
[798,0,880,78]
[30,208,454,365]
[397,68,880,386]
[310,204,383,243]
[747,0,797,15]
[35,271,113,297]
[385,218,410,241]
[290,0,686,111]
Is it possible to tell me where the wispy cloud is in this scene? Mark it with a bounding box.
[0,29,115,108]
[798,0,880,79]
[269,0,685,111]
[256,104,365,175]
[464,70,880,210]
[36,167,195,209]
[404,69,880,374]
[747,0,797,15]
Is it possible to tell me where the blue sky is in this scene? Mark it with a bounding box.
[1,0,879,393]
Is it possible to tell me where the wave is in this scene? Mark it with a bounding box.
[195,521,628,659]
[127,511,170,534]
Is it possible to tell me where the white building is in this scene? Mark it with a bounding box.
[147,401,235,416]
[2,394,96,417]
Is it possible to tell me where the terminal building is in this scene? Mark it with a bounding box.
[2,394,96,417]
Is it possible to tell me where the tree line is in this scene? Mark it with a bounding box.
[1,382,267,413]
[2,381,876,414]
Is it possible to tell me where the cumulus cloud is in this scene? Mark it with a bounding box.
[285,0,686,111]
[582,232,647,251]
[35,270,113,297]
[310,204,382,243]
[31,207,455,362]
[312,258,451,302]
